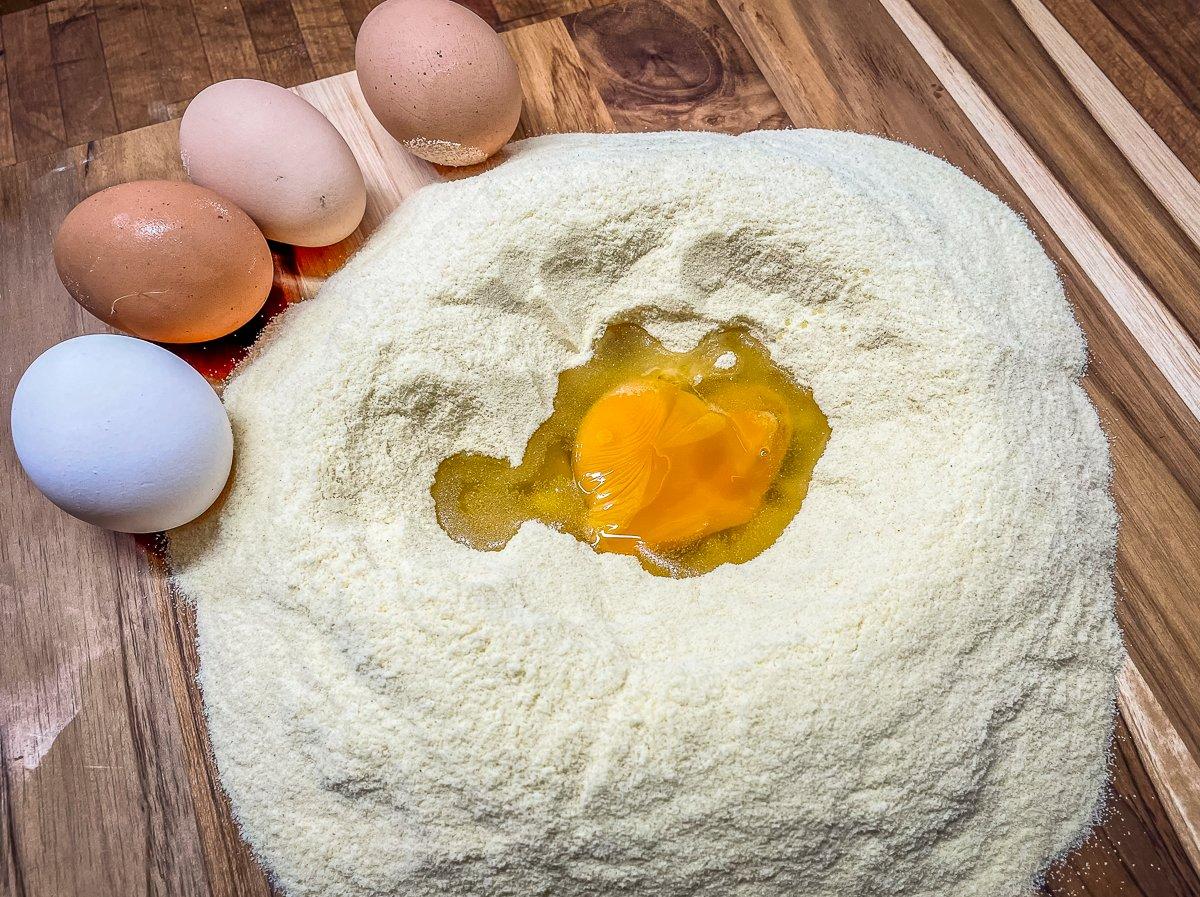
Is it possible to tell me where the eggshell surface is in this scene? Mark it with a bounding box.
[10,335,234,533]
[355,0,522,166]
[181,79,366,246]
[53,180,273,344]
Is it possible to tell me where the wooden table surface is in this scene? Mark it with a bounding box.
[4,1,1200,896]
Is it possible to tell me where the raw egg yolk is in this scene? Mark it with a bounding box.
[430,323,830,578]
[573,379,790,554]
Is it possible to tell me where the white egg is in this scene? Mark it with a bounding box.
[11,335,233,533]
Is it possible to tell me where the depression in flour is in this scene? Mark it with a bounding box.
[169,131,1122,897]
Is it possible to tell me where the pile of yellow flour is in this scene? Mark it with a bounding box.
[169,131,1122,897]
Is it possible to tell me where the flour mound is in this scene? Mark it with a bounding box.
[169,131,1121,897]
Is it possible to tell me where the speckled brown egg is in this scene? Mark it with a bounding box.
[355,0,523,166]
[180,79,366,247]
[53,181,273,344]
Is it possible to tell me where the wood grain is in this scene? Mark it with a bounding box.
[565,0,787,134]
[191,0,261,84]
[503,17,613,138]
[0,22,15,166]
[3,3,1200,897]
[141,0,213,122]
[292,0,355,80]
[240,0,315,87]
[1087,0,1200,131]
[715,2,1200,893]
[94,0,164,132]
[904,0,1200,357]
[47,0,118,147]
[1042,0,1200,184]
[2,5,66,161]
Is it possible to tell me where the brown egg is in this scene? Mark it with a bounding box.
[53,181,273,344]
[355,0,523,167]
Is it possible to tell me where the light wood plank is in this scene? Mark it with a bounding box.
[1119,659,1200,875]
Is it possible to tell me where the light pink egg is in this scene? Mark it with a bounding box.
[355,0,523,166]
[180,79,366,247]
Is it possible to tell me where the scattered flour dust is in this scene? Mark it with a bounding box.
[168,131,1122,897]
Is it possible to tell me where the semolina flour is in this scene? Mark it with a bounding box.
[169,131,1122,897]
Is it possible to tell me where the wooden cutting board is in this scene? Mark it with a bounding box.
[3,2,1200,896]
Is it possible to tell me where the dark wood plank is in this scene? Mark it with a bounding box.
[94,0,165,132]
[292,0,356,80]
[2,5,67,161]
[47,0,119,146]
[342,0,501,35]
[141,0,212,120]
[905,0,1200,346]
[241,0,315,86]
[339,0,371,34]
[1042,0,1200,182]
[1089,0,1200,127]
[191,0,262,82]
[493,0,591,28]
[1042,713,1200,896]
[0,144,212,897]
[565,0,787,134]
[0,13,18,166]
[711,3,1200,893]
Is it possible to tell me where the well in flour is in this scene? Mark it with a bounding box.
[432,321,831,577]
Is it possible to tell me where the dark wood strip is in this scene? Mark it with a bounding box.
[565,0,788,134]
[191,0,261,82]
[338,0,376,34]
[493,0,591,27]
[0,11,19,166]
[94,0,164,131]
[1089,0,1200,126]
[1042,712,1200,896]
[712,0,1200,892]
[2,5,67,160]
[47,0,119,146]
[141,0,211,120]
[292,0,356,80]
[1042,0,1200,181]
[241,0,315,86]
[905,0,1200,346]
